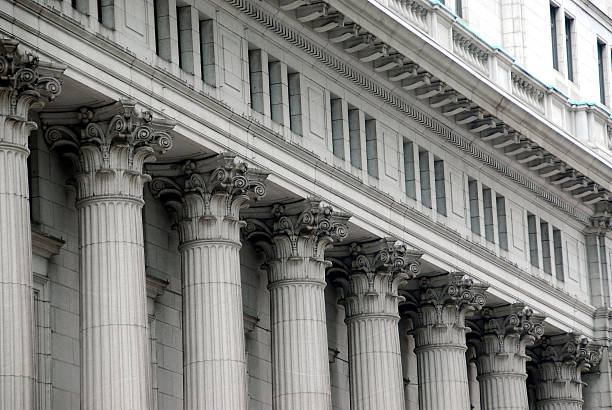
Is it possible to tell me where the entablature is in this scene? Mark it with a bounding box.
[245,0,612,220]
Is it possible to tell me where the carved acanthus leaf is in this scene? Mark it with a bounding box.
[0,39,64,115]
[419,272,488,313]
[149,153,268,221]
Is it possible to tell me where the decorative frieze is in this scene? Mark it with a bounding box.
[0,39,64,410]
[244,199,350,410]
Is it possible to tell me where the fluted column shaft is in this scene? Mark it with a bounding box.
[330,239,422,410]
[151,155,267,410]
[475,305,545,410]
[43,100,174,410]
[479,373,527,410]
[79,197,150,409]
[346,315,404,410]
[269,273,331,409]
[246,199,350,410]
[0,39,63,410]
[414,331,471,410]
[181,239,246,408]
[0,119,35,410]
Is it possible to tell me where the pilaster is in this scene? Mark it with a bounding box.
[472,303,546,410]
[244,199,350,410]
[42,100,174,410]
[0,39,63,410]
[529,333,602,410]
[150,153,267,410]
[330,239,423,410]
[405,272,488,410]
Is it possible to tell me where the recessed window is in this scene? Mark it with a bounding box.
[268,60,283,124]
[419,149,432,209]
[348,107,362,169]
[248,49,264,114]
[177,6,194,73]
[468,178,480,235]
[97,0,114,28]
[527,213,539,268]
[403,140,416,200]
[154,0,171,61]
[550,4,559,70]
[540,220,552,274]
[482,186,494,242]
[455,0,463,18]
[365,118,378,178]
[598,41,607,105]
[565,15,574,81]
[496,195,508,250]
[330,97,344,159]
[199,18,216,86]
[553,228,564,281]
[288,71,302,135]
[434,157,447,216]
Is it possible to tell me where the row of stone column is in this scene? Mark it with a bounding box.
[0,40,602,410]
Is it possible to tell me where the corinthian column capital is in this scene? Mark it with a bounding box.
[530,333,602,409]
[329,238,423,318]
[244,198,350,272]
[150,153,268,244]
[470,304,547,410]
[42,100,175,201]
[480,303,547,354]
[0,39,64,147]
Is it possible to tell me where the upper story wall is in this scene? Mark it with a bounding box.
[461,0,612,109]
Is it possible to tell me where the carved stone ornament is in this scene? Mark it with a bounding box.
[328,238,423,317]
[0,39,63,114]
[244,198,351,261]
[419,272,488,314]
[0,39,64,147]
[149,153,268,243]
[482,303,546,343]
[590,201,612,235]
[532,333,602,372]
[41,100,175,201]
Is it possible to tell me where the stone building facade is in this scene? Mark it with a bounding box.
[0,0,611,409]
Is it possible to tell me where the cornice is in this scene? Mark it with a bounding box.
[224,0,595,225]
[31,229,65,259]
[2,1,597,330]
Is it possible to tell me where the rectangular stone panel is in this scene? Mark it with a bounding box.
[565,235,579,281]
[449,168,464,217]
[509,201,524,251]
[308,86,324,138]
[382,126,398,181]
[221,30,242,92]
[125,0,146,35]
